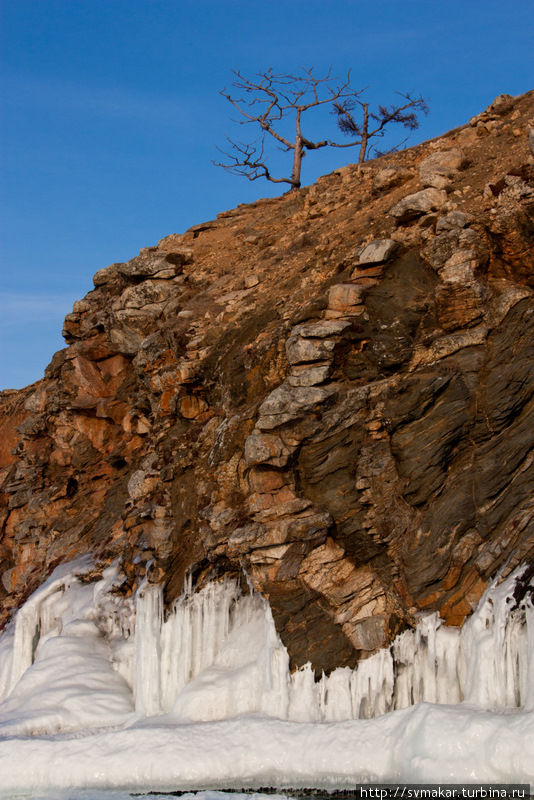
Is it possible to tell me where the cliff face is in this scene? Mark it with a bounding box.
[1,91,533,672]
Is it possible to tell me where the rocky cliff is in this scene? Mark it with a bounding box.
[1,91,534,673]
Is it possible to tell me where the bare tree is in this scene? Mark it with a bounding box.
[333,92,429,164]
[215,68,428,191]
[215,67,364,190]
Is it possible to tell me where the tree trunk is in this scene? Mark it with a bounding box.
[358,103,369,165]
[291,137,303,189]
[290,109,305,189]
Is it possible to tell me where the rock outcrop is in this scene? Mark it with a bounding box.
[1,91,534,673]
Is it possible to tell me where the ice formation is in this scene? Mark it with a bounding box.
[0,559,532,793]
[1,561,533,726]
[131,564,534,721]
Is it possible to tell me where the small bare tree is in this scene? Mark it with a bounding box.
[333,92,428,164]
[215,68,428,190]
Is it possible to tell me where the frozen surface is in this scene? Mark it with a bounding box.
[9,793,291,800]
[0,560,532,795]
[0,707,533,796]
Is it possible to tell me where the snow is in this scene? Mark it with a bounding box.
[20,793,290,800]
[0,560,532,796]
[0,707,532,795]
[4,792,289,800]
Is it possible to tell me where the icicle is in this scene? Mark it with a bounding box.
[435,624,461,704]
[324,667,353,721]
[459,567,531,710]
[523,596,534,710]
[0,628,14,703]
[351,647,394,718]
[288,663,322,721]
[6,560,91,694]
[134,583,163,715]
[8,599,40,693]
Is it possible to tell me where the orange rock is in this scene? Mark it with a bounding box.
[248,485,298,513]
[0,402,28,469]
[71,356,110,399]
[328,283,365,311]
[441,569,487,626]
[179,395,209,419]
[96,399,127,423]
[98,355,129,380]
[73,415,114,452]
[49,448,71,467]
[248,468,287,493]
[159,390,174,414]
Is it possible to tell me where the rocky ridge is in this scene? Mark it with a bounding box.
[1,91,534,671]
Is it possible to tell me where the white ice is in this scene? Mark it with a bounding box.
[0,559,532,795]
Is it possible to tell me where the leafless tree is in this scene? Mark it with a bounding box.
[333,92,429,164]
[215,67,364,190]
[214,68,428,190]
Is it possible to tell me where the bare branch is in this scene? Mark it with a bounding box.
[213,137,293,186]
[367,93,429,137]
[370,136,410,159]
[219,87,293,149]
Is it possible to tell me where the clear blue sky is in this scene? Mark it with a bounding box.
[1,0,533,389]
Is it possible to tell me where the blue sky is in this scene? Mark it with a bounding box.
[1,0,533,389]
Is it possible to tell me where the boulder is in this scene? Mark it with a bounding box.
[286,336,336,366]
[328,283,366,311]
[418,148,467,189]
[114,280,176,310]
[435,211,469,232]
[389,188,447,222]
[486,93,515,116]
[287,364,331,387]
[438,250,477,284]
[292,320,351,338]
[118,248,192,280]
[93,263,123,287]
[372,167,413,193]
[244,430,295,467]
[357,239,398,266]
[257,383,338,430]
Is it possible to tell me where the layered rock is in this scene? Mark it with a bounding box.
[1,90,534,672]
